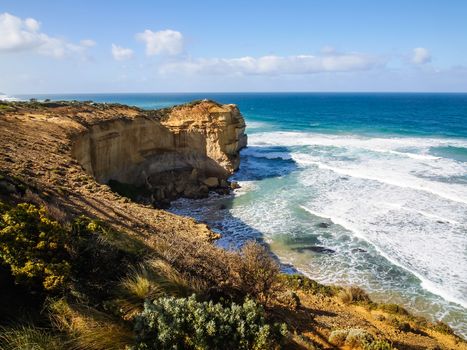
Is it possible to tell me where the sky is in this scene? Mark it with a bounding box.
[1,0,467,94]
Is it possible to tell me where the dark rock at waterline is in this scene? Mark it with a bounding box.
[214,187,231,195]
[293,246,335,254]
[230,181,241,189]
[219,204,227,210]
[281,263,299,274]
[351,248,367,253]
[317,222,331,228]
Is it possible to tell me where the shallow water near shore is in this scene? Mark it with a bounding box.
[23,92,467,337]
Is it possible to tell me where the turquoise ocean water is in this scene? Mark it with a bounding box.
[21,93,467,336]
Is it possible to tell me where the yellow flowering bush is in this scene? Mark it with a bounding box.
[0,202,70,291]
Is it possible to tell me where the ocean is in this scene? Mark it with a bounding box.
[20,92,467,336]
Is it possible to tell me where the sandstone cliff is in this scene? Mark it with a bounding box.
[0,99,246,241]
[71,100,246,204]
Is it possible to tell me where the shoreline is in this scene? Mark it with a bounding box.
[169,170,467,339]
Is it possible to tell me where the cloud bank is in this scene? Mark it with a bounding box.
[136,29,184,56]
[0,12,94,58]
[160,51,384,76]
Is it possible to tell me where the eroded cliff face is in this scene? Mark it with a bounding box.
[71,100,247,204]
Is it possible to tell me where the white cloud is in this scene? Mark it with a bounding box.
[0,12,94,58]
[135,29,183,56]
[80,39,96,48]
[412,47,431,64]
[111,44,134,61]
[160,52,383,76]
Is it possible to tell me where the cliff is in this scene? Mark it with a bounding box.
[0,99,246,241]
[71,100,247,204]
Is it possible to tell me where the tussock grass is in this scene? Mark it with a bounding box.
[116,259,195,319]
[0,325,67,350]
[328,329,350,346]
[49,299,133,350]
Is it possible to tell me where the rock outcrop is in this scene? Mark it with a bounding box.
[71,100,247,204]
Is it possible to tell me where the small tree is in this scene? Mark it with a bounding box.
[237,241,280,303]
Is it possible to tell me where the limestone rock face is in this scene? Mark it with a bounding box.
[71,100,247,203]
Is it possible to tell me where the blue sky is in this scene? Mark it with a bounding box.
[1,0,467,93]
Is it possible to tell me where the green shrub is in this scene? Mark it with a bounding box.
[0,201,142,298]
[430,321,455,335]
[378,303,409,315]
[364,339,394,350]
[329,328,386,349]
[345,328,374,347]
[389,317,413,332]
[0,202,70,291]
[134,294,287,350]
[279,273,337,296]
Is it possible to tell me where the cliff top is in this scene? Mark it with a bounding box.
[0,98,234,125]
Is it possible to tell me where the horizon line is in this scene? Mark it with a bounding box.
[12,91,467,96]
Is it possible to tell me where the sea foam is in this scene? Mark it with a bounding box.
[246,131,467,309]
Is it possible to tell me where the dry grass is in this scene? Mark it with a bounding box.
[236,241,281,303]
[0,325,67,350]
[337,286,371,304]
[115,259,195,319]
[328,329,350,346]
[49,299,133,350]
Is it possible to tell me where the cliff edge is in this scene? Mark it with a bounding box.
[71,100,247,205]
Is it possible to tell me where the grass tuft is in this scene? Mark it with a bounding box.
[0,325,67,350]
[49,299,133,350]
[115,259,194,319]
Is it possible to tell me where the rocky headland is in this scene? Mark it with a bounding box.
[0,99,465,349]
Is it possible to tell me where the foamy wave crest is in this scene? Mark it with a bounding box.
[246,121,271,129]
[245,130,467,309]
[0,93,19,101]
[293,156,467,205]
[299,204,467,309]
[248,131,467,152]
